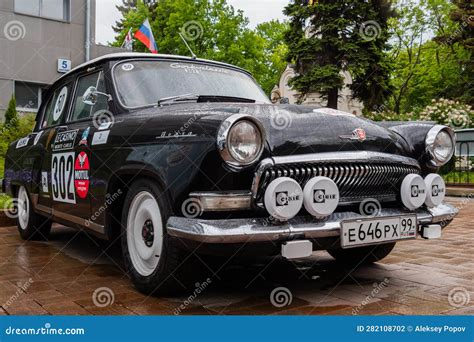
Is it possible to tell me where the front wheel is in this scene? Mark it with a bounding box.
[16,186,51,240]
[327,242,396,265]
[121,180,196,295]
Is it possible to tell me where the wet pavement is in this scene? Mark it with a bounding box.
[0,197,472,315]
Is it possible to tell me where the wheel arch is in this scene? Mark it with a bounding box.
[104,164,171,240]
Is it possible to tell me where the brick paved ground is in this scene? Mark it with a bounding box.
[0,197,472,315]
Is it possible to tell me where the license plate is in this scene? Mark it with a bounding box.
[341,215,417,248]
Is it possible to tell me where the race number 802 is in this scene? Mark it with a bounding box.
[52,152,76,204]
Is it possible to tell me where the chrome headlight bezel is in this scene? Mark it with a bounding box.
[425,125,455,167]
[217,114,266,169]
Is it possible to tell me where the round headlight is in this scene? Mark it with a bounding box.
[425,126,455,167]
[228,121,261,164]
[217,115,265,168]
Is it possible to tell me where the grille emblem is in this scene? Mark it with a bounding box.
[340,128,372,142]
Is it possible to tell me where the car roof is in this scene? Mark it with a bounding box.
[56,52,251,82]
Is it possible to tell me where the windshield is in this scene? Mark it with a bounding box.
[113,60,270,108]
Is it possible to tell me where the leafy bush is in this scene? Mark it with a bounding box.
[364,109,418,122]
[4,97,19,128]
[419,98,473,129]
[0,113,36,178]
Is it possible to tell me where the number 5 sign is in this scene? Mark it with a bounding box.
[57,58,71,73]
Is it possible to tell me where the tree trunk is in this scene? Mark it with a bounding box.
[327,88,338,109]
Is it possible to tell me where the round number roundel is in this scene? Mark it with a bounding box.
[53,86,68,121]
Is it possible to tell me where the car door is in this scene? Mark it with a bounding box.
[62,69,110,232]
[35,79,74,216]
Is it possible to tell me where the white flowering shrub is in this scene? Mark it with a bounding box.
[365,110,417,122]
[420,99,473,129]
[455,156,473,171]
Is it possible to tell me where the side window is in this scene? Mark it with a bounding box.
[42,83,71,128]
[70,71,108,122]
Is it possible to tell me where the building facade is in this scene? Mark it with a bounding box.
[271,65,364,116]
[0,0,122,120]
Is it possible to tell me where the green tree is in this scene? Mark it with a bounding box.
[435,0,473,105]
[284,0,395,109]
[4,96,18,128]
[112,0,286,95]
[254,20,289,94]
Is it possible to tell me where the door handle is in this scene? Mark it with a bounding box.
[56,125,69,132]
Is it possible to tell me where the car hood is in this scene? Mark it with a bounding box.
[126,103,412,158]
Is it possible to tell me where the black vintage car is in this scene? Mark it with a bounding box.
[3,53,458,295]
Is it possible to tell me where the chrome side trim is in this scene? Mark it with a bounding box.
[54,210,105,235]
[251,151,421,200]
[189,191,252,211]
[167,202,458,244]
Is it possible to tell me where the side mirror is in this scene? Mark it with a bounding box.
[82,86,112,106]
[82,86,97,106]
[280,97,290,104]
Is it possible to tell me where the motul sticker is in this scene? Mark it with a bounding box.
[74,152,90,199]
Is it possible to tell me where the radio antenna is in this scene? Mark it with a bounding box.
[178,32,197,59]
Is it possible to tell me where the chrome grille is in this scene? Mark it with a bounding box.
[254,160,420,205]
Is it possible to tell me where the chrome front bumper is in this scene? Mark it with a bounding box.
[167,202,458,244]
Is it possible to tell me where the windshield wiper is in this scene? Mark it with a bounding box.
[157,93,198,106]
[158,94,256,106]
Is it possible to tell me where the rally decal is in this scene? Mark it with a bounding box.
[74,152,90,199]
[53,86,68,122]
[52,129,78,151]
[16,137,29,149]
[51,152,76,204]
[79,127,90,146]
[33,131,43,145]
[91,130,110,145]
[41,172,48,193]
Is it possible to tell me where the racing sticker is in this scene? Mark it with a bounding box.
[41,172,48,193]
[91,130,110,145]
[79,127,90,146]
[51,152,76,204]
[74,152,90,199]
[33,131,43,145]
[53,86,68,122]
[16,137,29,149]
[52,129,78,151]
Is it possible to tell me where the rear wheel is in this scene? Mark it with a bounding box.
[16,186,51,240]
[121,180,196,295]
[327,242,396,265]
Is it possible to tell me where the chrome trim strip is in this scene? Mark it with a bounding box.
[167,202,458,244]
[251,151,420,200]
[189,191,252,211]
[54,210,105,235]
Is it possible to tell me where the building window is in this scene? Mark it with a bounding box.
[15,0,70,21]
[14,81,48,112]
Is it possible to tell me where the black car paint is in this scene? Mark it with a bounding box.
[3,56,437,240]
